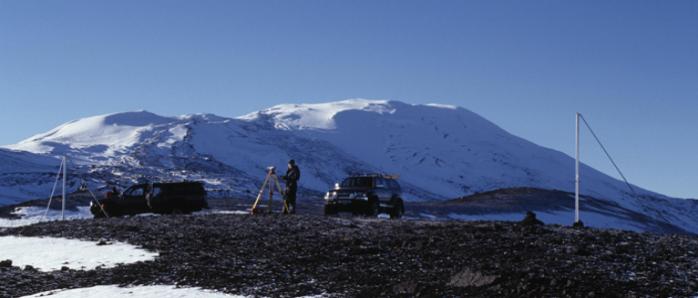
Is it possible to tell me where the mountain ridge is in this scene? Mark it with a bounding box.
[0,99,695,233]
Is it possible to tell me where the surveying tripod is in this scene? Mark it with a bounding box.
[250,166,290,214]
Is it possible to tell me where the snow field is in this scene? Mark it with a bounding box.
[0,235,158,271]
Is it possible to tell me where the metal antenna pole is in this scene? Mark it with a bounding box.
[43,160,64,219]
[575,113,580,224]
[61,156,67,220]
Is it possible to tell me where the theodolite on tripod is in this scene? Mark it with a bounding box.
[250,166,290,214]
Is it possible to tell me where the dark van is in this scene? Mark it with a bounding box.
[91,182,207,218]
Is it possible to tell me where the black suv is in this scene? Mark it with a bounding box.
[91,182,208,218]
[324,174,405,219]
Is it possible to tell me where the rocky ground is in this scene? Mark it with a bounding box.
[1,213,698,297]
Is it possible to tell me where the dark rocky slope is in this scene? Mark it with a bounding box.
[1,214,698,297]
[410,188,695,235]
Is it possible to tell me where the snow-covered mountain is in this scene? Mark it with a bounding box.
[2,99,696,233]
[0,149,63,205]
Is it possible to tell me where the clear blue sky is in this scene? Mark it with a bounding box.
[1,1,696,198]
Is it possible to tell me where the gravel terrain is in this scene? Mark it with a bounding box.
[1,213,698,297]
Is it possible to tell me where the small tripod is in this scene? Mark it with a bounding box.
[250,166,290,214]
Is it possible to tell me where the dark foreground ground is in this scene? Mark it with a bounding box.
[1,214,698,297]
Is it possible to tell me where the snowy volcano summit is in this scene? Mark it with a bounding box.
[2,99,697,233]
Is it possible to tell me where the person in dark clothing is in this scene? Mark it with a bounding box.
[106,185,120,199]
[281,159,301,214]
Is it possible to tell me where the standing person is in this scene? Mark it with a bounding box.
[106,184,120,199]
[282,159,301,214]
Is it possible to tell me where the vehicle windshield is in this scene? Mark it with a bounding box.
[124,185,145,197]
[341,177,373,188]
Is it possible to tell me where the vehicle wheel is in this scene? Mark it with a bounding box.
[165,197,185,215]
[390,199,404,219]
[92,203,112,218]
[146,195,154,210]
[367,198,380,217]
[92,209,106,219]
[324,205,337,216]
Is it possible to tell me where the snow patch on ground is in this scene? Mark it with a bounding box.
[377,213,391,220]
[0,236,158,271]
[0,206,92,228]
[447,212,526,222]
[193,209,250,216]
[20,285,243,298]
